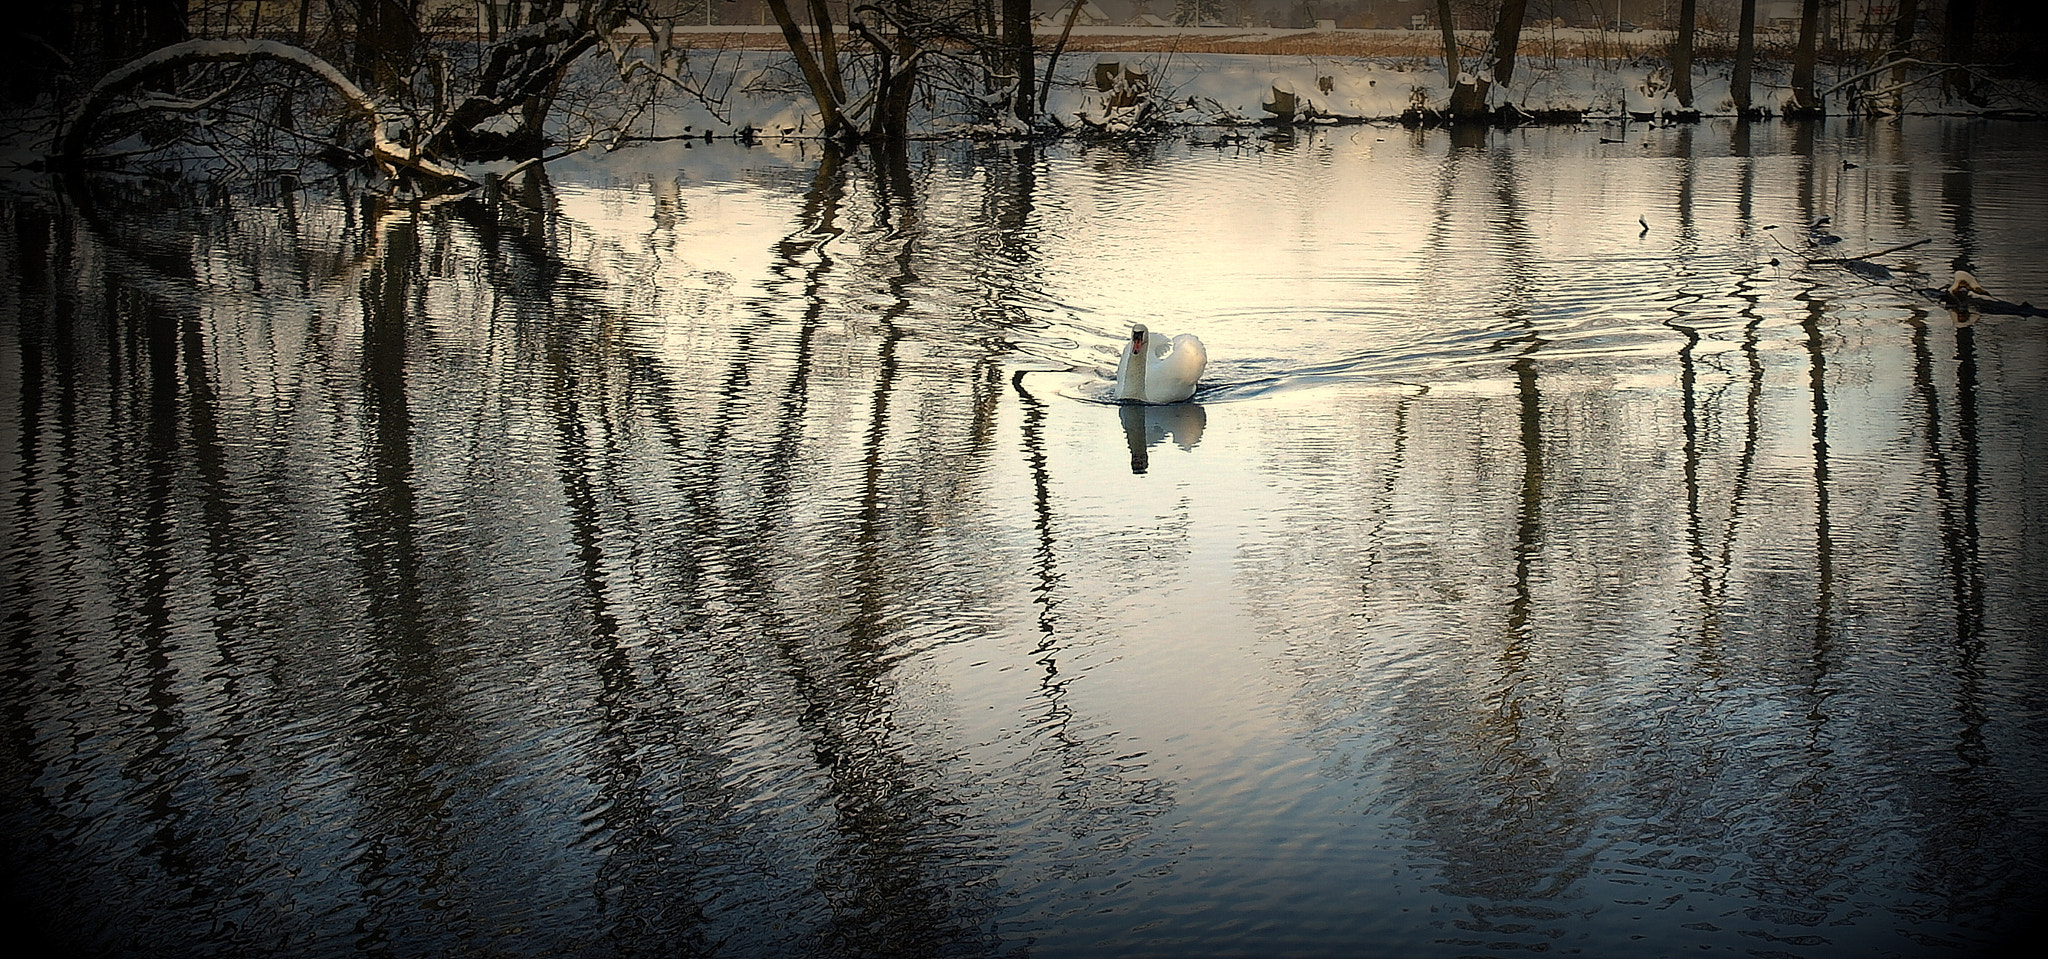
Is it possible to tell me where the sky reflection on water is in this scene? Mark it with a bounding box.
[3,119,2047,958]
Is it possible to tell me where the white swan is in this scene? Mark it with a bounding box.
[1114,324,1207,405]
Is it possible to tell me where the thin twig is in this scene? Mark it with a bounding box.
[1808,238,1930,264]
[500,132,599,179]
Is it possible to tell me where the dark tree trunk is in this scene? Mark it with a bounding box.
[1732,0,1757,115]
[1488,0,1528,92]
[1788,0,1822,115]
[1005,0,1035,124]
[1672,0,1697,112]
[138,0,187,55]
[1885,0,1921,112]
[1435,0,1459,92]
[1945,0,1983,104]
[99,0,191,62]
[804,0,846,105]
[1891,0,1921,49]
[880,35,918,141]
[1947,0,1978,60]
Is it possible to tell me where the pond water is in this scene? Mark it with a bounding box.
[4,118,2047,958]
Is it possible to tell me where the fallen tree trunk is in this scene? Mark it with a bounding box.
[59,38,474,190]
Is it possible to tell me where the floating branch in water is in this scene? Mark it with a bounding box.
[1805,237,1932,265]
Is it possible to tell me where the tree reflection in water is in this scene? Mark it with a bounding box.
[4,122,2047,957]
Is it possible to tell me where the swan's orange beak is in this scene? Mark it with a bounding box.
[1129,330,1144,353]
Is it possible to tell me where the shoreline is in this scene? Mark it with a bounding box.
[640,28,2047,128]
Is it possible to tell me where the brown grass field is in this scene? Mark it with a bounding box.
[1048,29,1665,60]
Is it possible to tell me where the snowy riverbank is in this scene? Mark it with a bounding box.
[7,39,2042,184]
[667,45,2048,139]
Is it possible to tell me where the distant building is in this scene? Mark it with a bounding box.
[1760,0,1805,31]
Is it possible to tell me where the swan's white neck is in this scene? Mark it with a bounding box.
[1114,323,1202,405]
[1126,327,1148,398]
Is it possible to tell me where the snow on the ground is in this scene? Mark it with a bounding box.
[641,45,2047,138]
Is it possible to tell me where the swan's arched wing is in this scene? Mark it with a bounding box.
[1142,334,1206,403]
[1155,335,1207,384]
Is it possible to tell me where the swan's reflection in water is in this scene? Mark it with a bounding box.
[1120,401,1207,473]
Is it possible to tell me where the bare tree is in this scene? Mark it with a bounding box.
[1039,0,1090,114]
[56,1,727,191]
[1175,0,1227,25]
[762,0,1038,141]
[762,0,854,136]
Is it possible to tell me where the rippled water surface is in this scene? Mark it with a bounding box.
[5,119,2047,958]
